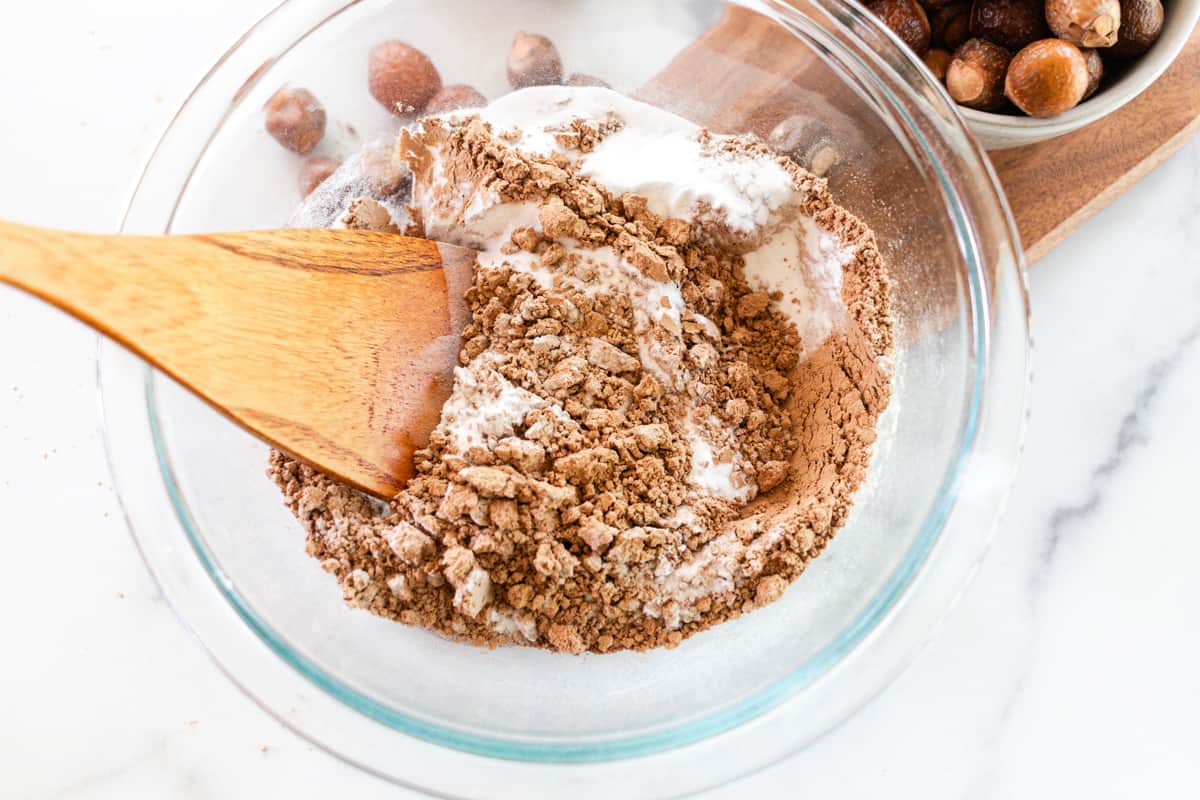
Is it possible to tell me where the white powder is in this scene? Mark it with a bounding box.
[452,567,493,618]
[686,434,740,500]
[582,121,794,232]
[410,147,516,250]
[644,517,789,629]
[487,608,538,642]
[467,202,559,290]
[665,504,700,533]
[437,362,550,452]
[473,87,797,232]
[684,415,756,503]
[742,215,851,356]
[510,243,689,388]
[628,275,686,387]
[290,146,411,231]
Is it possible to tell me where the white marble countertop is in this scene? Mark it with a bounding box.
[2,1,1197,797]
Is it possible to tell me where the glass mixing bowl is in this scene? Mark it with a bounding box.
[104,0,1030,796]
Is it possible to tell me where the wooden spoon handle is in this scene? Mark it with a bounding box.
[0,220,473,498]
[0,221,454,341]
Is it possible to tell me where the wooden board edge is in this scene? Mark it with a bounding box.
[1024,116,1200,263]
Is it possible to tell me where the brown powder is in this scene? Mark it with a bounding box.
[272,109,892,653]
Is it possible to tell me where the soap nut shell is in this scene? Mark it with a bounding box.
[507,32,564,89]
[263,87,326,154]
[922,47,954,81]
[425,84,487,115]
[298,156,340,197]
[1045,0,1122,48]
[1004,38,1090,117]
[946,38,1012,110]
[968,0,1051,51]
[368,41,442,114]
[867,0,933,54]
[1110,0,1163,57]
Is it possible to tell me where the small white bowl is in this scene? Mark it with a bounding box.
[962,0,1200,150]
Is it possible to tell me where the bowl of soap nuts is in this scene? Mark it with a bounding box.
[865,0,1200,147]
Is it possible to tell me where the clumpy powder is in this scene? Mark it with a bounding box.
[270,87,893,653]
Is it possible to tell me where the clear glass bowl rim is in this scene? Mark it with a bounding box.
[102,0,1032,793]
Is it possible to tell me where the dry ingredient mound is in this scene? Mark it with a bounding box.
[271,88,893,654]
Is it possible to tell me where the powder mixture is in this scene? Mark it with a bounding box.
[271,87,893,653]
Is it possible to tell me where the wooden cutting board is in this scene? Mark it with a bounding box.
[991,26,1200,263]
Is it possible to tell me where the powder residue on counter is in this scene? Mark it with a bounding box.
[272,87,893,653]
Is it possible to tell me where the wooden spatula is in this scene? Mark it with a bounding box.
[0,220,475,498]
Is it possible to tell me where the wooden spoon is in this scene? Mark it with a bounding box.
[0,220,475,498]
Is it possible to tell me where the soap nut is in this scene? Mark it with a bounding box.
[767,114,840,177]
[565,73,611,88]
[368,41,442,114]
[945,38,1012,110]
[425,84,487,115]
[507,32,564,89]
[1081,47,1104,99]
[866,0,932,54]
[298,155,340,197]
[968,0,1051,51]
[1110,0,1163,58]
[1004,38,1090,117]
[922,47,954,81]
[263,87,326,154]
[360,143,410,197]
[1046,0,1122,48]
[931,2,971,50]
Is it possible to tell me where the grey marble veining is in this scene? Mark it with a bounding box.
[1037,323,1200,584]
